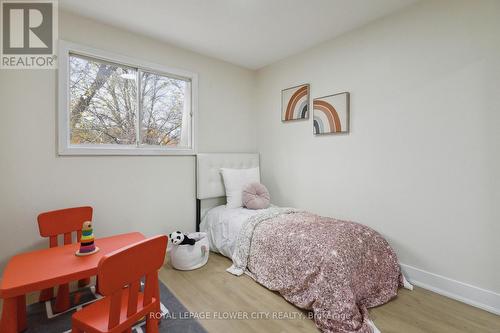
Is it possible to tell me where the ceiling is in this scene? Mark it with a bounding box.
[60,0,418,69]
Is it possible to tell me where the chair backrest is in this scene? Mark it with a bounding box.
[37,206,93,247]
[97,235,167,329]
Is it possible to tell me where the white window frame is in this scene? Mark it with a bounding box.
[58,40,198,155]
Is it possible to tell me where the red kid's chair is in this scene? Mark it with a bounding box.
[37,206,94,312]
[71,235,167,333]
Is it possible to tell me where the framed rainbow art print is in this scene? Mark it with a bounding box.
[313,92,350,135]
[281,83,310,121]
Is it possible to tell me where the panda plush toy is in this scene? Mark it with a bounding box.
[169,231,196,246]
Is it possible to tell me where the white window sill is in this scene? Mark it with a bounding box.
[58,146,196,156]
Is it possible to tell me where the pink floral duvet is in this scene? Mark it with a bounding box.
[227,207,402,333]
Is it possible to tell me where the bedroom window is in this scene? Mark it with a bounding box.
[58,41,197,155]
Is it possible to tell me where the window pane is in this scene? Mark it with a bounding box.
[69,54,137,145]
[140,71,190,147]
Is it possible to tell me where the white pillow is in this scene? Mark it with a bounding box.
[220,167,260,208]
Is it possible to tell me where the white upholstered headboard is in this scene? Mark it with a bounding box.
[196,153,260,199]
[196,153,260,230]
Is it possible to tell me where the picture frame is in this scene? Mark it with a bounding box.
[313,92,350,134]
[281,83,310,121]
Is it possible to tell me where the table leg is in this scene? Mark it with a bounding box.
[1,295,26,333]
[54,283,70,313]
[95,276,100,295]
[39,288,54,302]
[17,295,26,331]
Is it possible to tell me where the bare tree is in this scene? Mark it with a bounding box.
[69,55,186,146]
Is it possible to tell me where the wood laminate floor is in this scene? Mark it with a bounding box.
[160,253,500,333]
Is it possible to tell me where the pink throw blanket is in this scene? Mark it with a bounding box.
[229,208,402,333]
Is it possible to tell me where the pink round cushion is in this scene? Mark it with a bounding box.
[242,182,271,209]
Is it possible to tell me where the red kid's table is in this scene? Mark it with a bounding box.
[0,232,146,333]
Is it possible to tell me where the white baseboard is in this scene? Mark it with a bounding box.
[400,263,500,315]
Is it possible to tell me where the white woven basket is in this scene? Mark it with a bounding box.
[169,232,209,270]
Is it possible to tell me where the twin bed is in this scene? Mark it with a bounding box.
[195,153,410,333]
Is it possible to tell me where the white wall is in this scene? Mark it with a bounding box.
[0,11,256,269]
[256,0,500,297]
